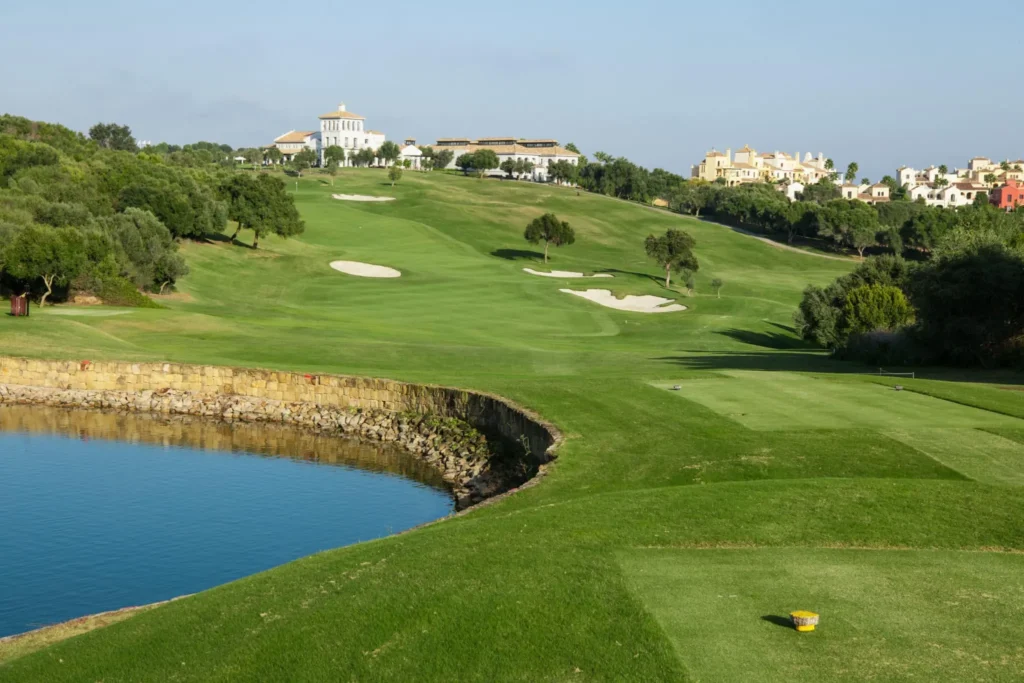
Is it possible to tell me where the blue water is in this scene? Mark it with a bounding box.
[0,413,453,638]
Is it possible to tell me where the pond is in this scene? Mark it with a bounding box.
[0,405,454,638]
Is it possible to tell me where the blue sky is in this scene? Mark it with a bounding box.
[1,0,1018,180]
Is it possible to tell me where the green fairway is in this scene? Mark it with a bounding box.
[654,371,1024,431]
[886,429,1024,486]
[2,169,1024,681]
[619,548,1024,682]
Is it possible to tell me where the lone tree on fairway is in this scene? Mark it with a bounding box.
[220,174,304,249]
[645,228,699,289]
[711,277,724,298]
[524,213,575,263]
[388,163,403,187]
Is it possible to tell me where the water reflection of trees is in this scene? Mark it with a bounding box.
[0,405,448,490]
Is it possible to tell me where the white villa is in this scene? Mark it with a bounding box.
[432,137,580,181]
[399,139,424,169]
[839,183,891,205]
[270,130,320,162]
[896,158,1006,208]
[318,103,386,166]
[692,147,835,186]
[907,182,989,208]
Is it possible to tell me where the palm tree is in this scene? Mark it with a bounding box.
[985,173,998,187]
[845,162,859,184]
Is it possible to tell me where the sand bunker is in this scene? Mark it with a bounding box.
[329,261,402,278]
[523,268,613,279]
[331,194,395,202]
[559,288,686,313]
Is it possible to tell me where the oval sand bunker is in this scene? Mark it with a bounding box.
[332,194,396,202]
[330,261,402,278]
[523,268,613,279]
[559,288,686,313]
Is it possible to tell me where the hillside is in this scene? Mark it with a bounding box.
[2,170,1024,682]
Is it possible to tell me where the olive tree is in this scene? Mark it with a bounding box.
[644,229,699,289]
[5,224,88,305]
[389,163,404,187]
[220,174,304,249]
[524,213,575,262]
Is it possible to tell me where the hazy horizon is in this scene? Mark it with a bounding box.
[2,0,1018,181]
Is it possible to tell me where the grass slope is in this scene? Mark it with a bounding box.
[2,170,1024,681]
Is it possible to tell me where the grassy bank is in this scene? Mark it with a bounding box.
[2,169,1023,681]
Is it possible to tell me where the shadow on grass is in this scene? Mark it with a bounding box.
[761,615,795,630]
[491,249,544,261]
[718,328,819,351]
[654,351,846,374]
[597,268,670,288]
[202,233,253,249]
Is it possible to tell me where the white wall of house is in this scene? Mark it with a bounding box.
[319,103,384,166]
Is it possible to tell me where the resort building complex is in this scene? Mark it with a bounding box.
[269,102,386,166]
[268,103,580,179]
[318,103,386,166]
[270,130,320,162]
[691,147,834,187]
[431,137,580,181]
[896,156,1023,208]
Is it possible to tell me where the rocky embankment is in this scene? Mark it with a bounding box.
[0,384,543,509]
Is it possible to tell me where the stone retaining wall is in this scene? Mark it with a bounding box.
[0,357,561,509]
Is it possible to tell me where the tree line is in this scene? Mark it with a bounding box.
[666,179,1024,259]
[0,115,303,306]
[796,245,1024,368]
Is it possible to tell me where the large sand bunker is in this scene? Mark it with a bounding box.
[523,268,613,279]
[559,288,686,313]
[331,194,395,202]
[330,261,402,278]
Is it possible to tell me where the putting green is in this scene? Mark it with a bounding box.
[619,548,1024,682]
[654,372,1024,431]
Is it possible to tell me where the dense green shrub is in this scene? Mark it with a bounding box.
[908,244,1024,366]
[795,255,909,349]
[840,284,914,337]
[0,114,297,304]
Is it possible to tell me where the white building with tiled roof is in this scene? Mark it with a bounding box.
[272,130,320,162]
[908,181,989,208]
[431,137,580,181]
[318,103,386,166]
[899,157,1024,191]
[692,147,834,186]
